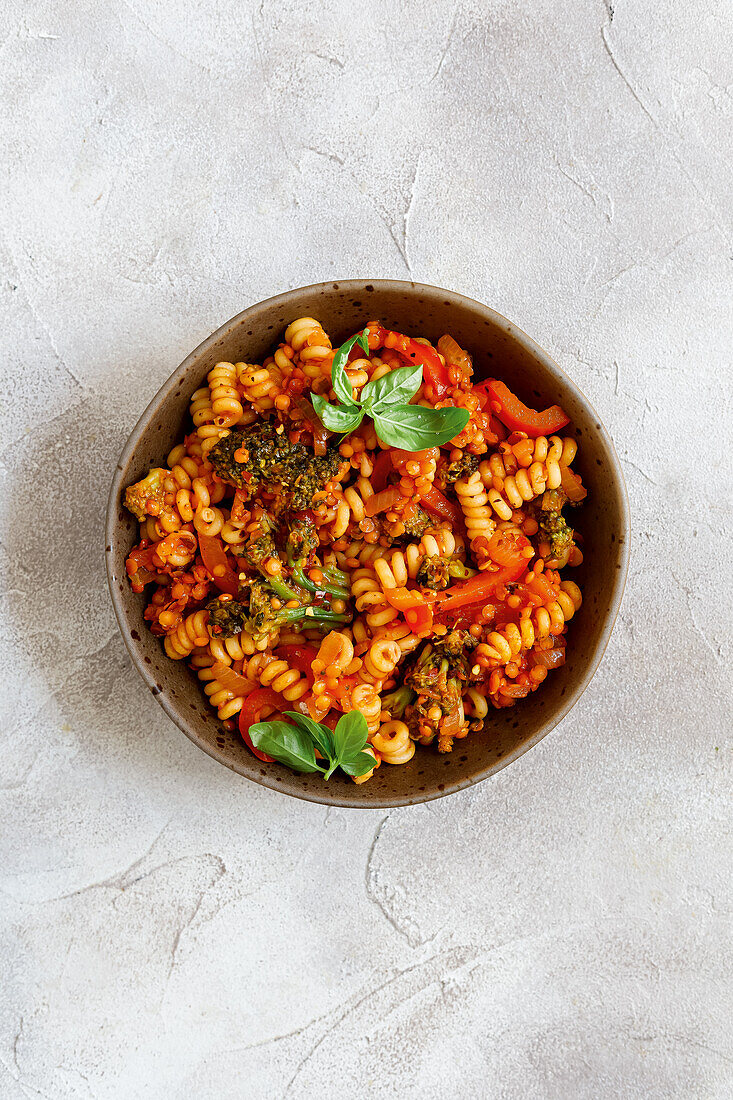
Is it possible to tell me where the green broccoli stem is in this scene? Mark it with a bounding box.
[269,575,309,603]
[278,606,351,628]
[290,563,350,601]
[323,564,349,588]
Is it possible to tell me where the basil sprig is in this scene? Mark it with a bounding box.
[249,709,375,780]
[310,329,469,450]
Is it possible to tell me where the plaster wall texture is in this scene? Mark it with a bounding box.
[0,0,731,1097]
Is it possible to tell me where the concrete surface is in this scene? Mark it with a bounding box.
[1,0,731,1096]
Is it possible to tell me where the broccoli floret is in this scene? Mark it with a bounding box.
[124,468,167,521]
[538,488,574,558]
[245,509,279,568]
[540,512,574,558]
[400,504,432,540]
[240,578,351,647]
[209,422,344,510]
[417,556,451,590]
[443,452,481,485]
[286,517,319,566]
[206,596,249,638]
[417,556,474,591]
[405,631,477,752]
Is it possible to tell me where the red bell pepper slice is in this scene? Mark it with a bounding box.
[370,450,394,493]
[484,380,569,438]
[435,560,529,612]
[418,485,464,528]
[473,379,492,410]
[405,603,433,632]
[238,688,286,762]
[198,534,239,596]
[368,324,451,399]
[273,644,319,685]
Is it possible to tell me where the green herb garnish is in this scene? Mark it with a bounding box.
[248,709,375,780]
[310,329,469,451]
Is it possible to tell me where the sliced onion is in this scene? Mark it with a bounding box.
[532,645,566,669]
[560,465,587,503]
[211,662,256,695]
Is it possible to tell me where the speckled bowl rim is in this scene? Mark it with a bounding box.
[106,280,630,807]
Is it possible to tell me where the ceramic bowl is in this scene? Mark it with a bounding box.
[106,280,629,807]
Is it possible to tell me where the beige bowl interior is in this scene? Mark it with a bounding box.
[106,280,629,807]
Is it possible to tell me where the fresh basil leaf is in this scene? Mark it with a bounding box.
[373,405,470,450]
[332,710,369,761]
[339,751,377,777]
[361,363,423,410]
[330,330,370,407]
[311,394,364,433]
[249,720,324,773]
[284,710,334,761]
[322,710,369,780]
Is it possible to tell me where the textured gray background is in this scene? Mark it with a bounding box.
[1,0,731,1097]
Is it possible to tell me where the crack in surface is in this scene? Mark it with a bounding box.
[601,23,658,128]
[363,814,430,946]
[430,3,459,83]
[670,571,722,663]
[282,950,471,1096]
[310,51,344,69]
[117,0,213,75]
[160,856,227,1005]
[4,819,173,904]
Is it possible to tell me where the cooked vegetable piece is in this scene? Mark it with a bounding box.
[209,422,344,511]
[405,631,477,752]
[207,596,249,637]
[124,468,167,521]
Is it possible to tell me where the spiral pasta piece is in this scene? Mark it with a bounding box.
[531,581,582,639]
[236,362,283,411]
[258,659,310,701]
[330,479,375,538]
[351,567,386,610]
[371,720,415,764]
[164,610,210,659]
[208,362,244,428]
[208,629,272,664]
[381,620,421,657]
[190,386,214,428]
[419,528,462,560]
[285,317,332,379]
[313,631,355,677]
[455,471,496,562]
[336,540,389,569]
[350,683,382,735]
[197,665,253,720]
[360,638,401,684]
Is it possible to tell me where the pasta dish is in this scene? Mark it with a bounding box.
[123,318,586,783]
